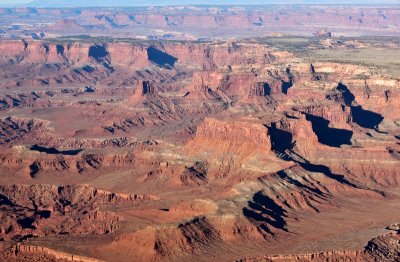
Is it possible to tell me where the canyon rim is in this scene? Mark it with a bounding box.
[0,1,399,262]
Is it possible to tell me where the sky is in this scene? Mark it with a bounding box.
[0,0,399,7]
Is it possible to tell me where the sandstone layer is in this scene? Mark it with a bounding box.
[0,35,399,261]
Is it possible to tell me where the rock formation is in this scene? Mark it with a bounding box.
[0,184,158,241]
[0,29,399,261]
[1,6,400,39]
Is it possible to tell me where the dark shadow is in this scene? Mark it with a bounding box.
[351,106,384,129]
[263,122,380,196]
[253,82,271,96]
[0,194,14,206]
[298,161,358,188]
[337,82,355,106]
[263,83,271,96]
[42,44,49,53]
[375,129,388,134]
[31,145,58,154]
[61,89,73,94]
[336,83,384,129]
[17,217,36,229]
[147,46,177,69]
[310,63,315,73]
[84,86,95,93]
[82,65,94,73]
[310,64,322,81]
[285,113,299,119]
[267,144,367,193]
[305,114,353,147]
[104,16,126,28]
[388,148,400,161]
[59,198,71,208]
[282,81,293,95]
[36,210,51,219]
[102,62,114,72]
[29,162,41,178]
[186,165,207,181]
[243,191,287,236]
[282,68,293,94]
[267,123,359,191]
[267,123,295,155]
[30,145,83,156]
[84,154,102,169]
[31,33,40,40]
[6,95,22,106]
[178,217,219,243]
[181,162,208,186]
[277,170,323,195]
[56,45,64,55]
[89,45,109,62]
[13,234,35,242]
[142,81,153,95]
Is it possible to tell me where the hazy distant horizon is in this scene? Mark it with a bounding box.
[1,0,400,8]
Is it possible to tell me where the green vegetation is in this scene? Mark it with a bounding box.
[303,48,400,77]
[255,35,400,78]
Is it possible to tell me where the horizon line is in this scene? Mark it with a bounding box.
[2,3,400,8]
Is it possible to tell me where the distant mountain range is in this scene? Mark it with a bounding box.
[1,0,399,8]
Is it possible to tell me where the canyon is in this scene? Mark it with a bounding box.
[1,5,400,40]
[0,5,399,262]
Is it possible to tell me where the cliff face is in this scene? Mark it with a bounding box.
[187,117,272,159]
[1,6,400,38]
[0,41,283,69]
[163,42,287,69]
[6,244,104,262]
[0,40,148,68]
[0,38,399,184]
[0,37,399,262]
[0,40,290,89]
[0,184,158,241]
[105,215,264,261]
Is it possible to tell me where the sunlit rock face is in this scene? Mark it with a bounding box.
[0,8,400,261]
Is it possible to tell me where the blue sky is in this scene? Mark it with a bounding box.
[1,0,399,7]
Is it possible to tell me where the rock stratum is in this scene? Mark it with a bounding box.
[0,33,399,262]
[1,5,400,40]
